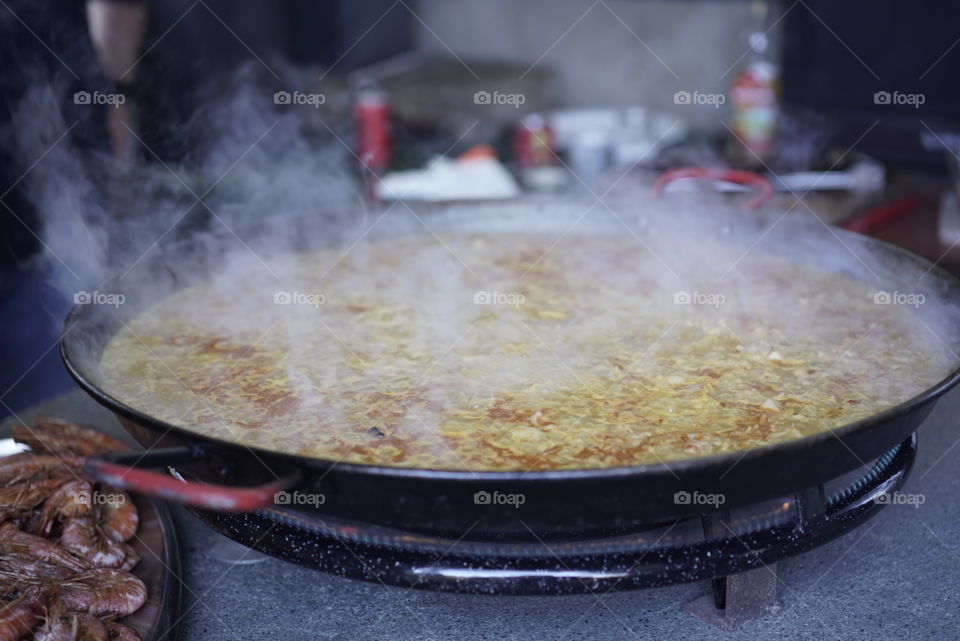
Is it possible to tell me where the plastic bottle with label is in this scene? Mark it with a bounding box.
[728,0,779,166]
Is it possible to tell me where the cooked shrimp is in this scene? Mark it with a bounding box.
[76,612,109,641]
[0,523,88,572]
[95,487,138,543]
[0,420,149,630]
[0,454,76,487]
[0,589,43,641]
[33,598,76,641]
[0,556,76,581]
[117,546,140,572]
[0,478,69,522]
[106,622,143,641]
[60,517,135,569]
[33,480,93,536]
[12,419,129,458]
[0,451,41,472]
[58,568,146,617]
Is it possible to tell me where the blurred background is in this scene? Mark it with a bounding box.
[3,0,960,415]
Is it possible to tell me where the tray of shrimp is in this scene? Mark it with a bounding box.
[0,418,180,640]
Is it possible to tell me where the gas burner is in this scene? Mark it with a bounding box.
[185,435,915,598]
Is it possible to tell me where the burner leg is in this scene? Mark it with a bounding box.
[699,510,731,610]
[686,510,779,629]
[684,564,780,630]
[796,483,826,529]
[710,576,726,610]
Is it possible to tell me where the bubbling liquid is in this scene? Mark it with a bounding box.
[99,233,953,471]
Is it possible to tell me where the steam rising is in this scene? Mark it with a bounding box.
[92,197,960,469]
[9,64,360,304]
[8,65,960,469]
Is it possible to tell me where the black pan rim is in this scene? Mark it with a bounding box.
[60,226,960,482]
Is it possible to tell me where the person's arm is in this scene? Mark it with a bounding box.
[86,0,148,161]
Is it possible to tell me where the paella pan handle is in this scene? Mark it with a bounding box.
[652,166,775,211]
[83,446,299,512]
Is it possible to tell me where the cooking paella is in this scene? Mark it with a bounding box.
[98,232,953,471]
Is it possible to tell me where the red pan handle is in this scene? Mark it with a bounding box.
[652,167,775,210]
[83,453,298,512]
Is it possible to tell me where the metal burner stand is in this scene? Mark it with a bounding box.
[186,435,916,605]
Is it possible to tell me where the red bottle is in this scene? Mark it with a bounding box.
[354,84,391,174]
[514,114,556,169]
